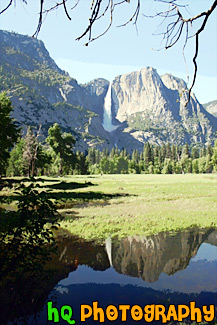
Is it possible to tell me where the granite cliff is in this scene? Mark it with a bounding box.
[110,68,217,145]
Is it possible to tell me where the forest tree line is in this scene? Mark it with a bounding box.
[1,91,217,177]
[6,122,217,177]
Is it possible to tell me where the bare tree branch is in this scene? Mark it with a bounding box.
[187,0,217,103]
[32,0,44,38]
[144,0,217,105]
[76,0,103,42]
[63,0,71,20]
[0,0,13,15]
[117,0,140,28]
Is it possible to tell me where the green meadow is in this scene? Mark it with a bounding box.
[1,174,217,242]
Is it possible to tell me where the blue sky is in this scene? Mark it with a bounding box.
[0,0,216,103]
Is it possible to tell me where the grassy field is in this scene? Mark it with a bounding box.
[1,174,217,242]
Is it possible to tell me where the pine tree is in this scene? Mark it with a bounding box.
[132,149,139,164]
[212,139,217,170]
[95,150,101,164]
[160,144,166,163]
[110,147,115,159]
[206,144,213,157]
[166,143,172,159]
[200,146,206,158]
[102,148,106,158]
[171,144,177,161]
[75,152,88,175]
[182,143,190,158]
[87,148,96,165]
[191,147,199,159]
[144,143,152,165]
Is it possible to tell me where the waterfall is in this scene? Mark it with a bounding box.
[102,83,118,132]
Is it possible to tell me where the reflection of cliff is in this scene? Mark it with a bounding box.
[110,228,215,283]
[1,228,216,324]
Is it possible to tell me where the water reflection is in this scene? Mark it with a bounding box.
[108,228,217,283]
[1,227,217,324]
[59,228,217,294]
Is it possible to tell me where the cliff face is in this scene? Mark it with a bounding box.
[110,68,217,145]
[112,67,168,121]
[1,29,216,151]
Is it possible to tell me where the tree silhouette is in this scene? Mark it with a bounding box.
[0,92,19,176]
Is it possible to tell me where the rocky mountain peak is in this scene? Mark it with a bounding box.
[84,78,109,97]
[161,73,187,92]
[0,29,61,73]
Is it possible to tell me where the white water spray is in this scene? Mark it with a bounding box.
[102,83,118,132]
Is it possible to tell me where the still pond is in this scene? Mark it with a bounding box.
[2,227,217,324]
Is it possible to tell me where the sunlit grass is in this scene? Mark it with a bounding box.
[57,174,217,241]
[1,174,217,242]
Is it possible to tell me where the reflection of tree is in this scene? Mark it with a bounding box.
[0,180,59,323]
[54,236,110,272]
[0,225,110,323]
[111,228,215,282]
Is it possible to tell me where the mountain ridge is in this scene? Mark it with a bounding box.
[0,29,216,151]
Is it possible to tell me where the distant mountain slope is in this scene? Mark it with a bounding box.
[0,30,113,151]
[203,100,217,117]
[0,29,217,150]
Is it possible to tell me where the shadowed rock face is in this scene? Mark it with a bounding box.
[205,229,217,246]
[111,228,216,282]
[203,100,217,118]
